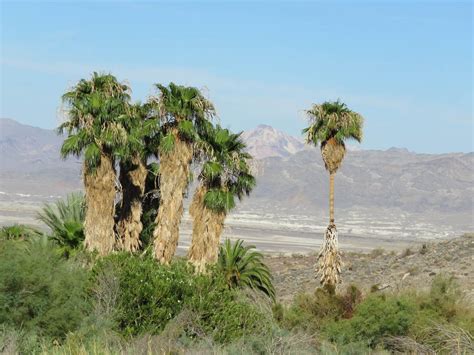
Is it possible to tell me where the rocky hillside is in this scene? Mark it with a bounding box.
[1,118,472,236]
[267,233,474,304]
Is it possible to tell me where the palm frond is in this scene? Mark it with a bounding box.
[217,239,275,300]
[36,193,85,248]
[303,100,364,146]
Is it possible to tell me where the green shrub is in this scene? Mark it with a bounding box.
[0,237,91,341]
[188,280,272,343]
[92,253,194,337]
[425,274,461,320]
[0,224,40,240]
[280,285,362,333]
[92,253,273,344]
[325,294,416,348]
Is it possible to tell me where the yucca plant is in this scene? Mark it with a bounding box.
[217,239,275,300]
[303,100,364,293]
[36,192,85,249]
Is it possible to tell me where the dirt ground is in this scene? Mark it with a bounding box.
[265,233,474,305]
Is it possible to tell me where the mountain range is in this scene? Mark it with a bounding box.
[1,118,473,237]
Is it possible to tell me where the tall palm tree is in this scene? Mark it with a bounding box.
[115,103,158,252]
[59,72,131,255]
[149,83,216,264]
[303,100,363,292]
[188,125,256,273]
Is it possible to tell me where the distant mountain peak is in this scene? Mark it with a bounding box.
[242,125,306,159]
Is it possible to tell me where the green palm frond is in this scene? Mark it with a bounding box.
[204,189,236,213]
[197,125,256,214]
[36,193,85,248]
[59,72,132,170]
[150,82,216,145]
[303,100,364,146]
[218,239,275,300]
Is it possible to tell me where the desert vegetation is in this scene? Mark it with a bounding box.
[0,72,472,354]
[1,230,472,354]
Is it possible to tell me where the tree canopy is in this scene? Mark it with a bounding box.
[303,100,363,147]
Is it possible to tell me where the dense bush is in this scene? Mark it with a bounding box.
[0,237,90,341]
[92,253,272,343]
[324,294,416,348]
[279,285,362,333]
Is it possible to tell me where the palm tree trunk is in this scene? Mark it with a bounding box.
[83,154,116,255]
[188,186,225,273]
[329,172,335,224]
[317,223,341,294]
[153,132,193,264]
[116,155,147,252]
[316,172,341,293]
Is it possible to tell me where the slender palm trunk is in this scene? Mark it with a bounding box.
[153,131,193,264]
[316,172,342,293]
[329,172,335,224]
[83,154,116,255]
[188,186,225,273]
[116,155,147,252]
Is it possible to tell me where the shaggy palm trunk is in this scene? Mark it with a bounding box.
[116,155,147,252]
[153,131,193,264]
[317,139,345,293]
[329,173,335,223]
[317,223,342,294]
[188,186,226,273]
[83,154,116,255]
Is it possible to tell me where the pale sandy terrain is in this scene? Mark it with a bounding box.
[0,193,466,255]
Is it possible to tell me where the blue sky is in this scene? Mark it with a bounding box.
[1,1,472,153]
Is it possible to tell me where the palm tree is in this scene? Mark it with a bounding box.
[36,192,85,249]
[188,125,256,273]
[115,103,158,252]
[59,72,131,255]
[217,239,275,300]
[303,100,363,292]
[149,83,216,264]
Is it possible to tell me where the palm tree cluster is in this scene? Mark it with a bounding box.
[59,72,255,272]
[303,100,364,293]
